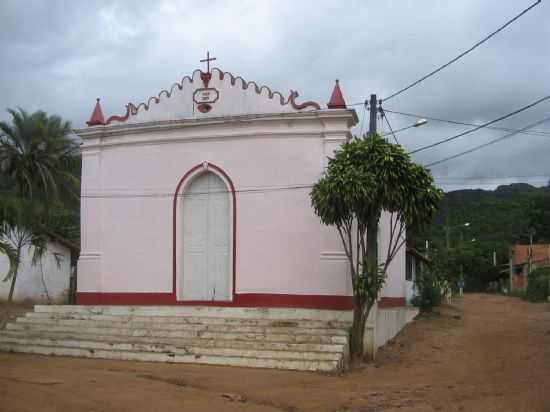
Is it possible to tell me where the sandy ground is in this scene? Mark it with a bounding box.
[1,294,550,412]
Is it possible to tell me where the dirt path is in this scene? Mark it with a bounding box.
[1,294,550,412]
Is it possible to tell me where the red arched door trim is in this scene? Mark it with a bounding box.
[172,162,237,302]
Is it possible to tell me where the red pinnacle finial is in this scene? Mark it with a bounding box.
[87,98,105,126]
[327,79,347,109]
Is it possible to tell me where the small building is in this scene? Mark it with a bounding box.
[405,248,430,304]
[0,241,72,304]
[509,244,550,291]
[75,62,410,311]
[0,59,421,370]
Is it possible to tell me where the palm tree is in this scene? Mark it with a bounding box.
[0,108,80,200]
[0,108,80,304]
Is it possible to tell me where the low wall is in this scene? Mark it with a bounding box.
[0,241,71,304]
[364,304,418,358]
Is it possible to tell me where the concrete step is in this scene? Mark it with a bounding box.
[25,311,350,330]
[32,305,352,322]
[16,317,348,336]
[7,322,347,344]
[1,329,346,353]
[0,335,342,361]
[1,305,352,372]
[0,342,340,372]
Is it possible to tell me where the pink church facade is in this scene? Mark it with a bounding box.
[75,66,407,310]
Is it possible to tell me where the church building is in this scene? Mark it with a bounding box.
[75,55,409,311]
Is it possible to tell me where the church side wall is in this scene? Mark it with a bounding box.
[379,212,407,306]
[77,113,408,309]
[77,123,354,307]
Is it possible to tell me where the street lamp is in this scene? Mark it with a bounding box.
[380,118,428,137]
[444,222,470,249]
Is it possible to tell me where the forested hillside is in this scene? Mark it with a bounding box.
[413,183,550,290]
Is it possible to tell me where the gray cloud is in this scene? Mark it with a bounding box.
[1,0,549,190]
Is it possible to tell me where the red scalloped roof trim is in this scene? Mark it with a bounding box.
[105,104,131,124]
[102,68,320,125]
[288,91,321,110]
[327,79,347,109]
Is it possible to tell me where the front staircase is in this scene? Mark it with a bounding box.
[0,305,351,372]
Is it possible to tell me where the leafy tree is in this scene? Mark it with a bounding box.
[524,267,550,302]
[0,108,79,200]
[310,133,442,358]
[0,108,80,304]
[413,183,550,291]
[527,195,550,243]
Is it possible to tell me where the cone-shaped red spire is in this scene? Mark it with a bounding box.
[87,98,105,126]
[327,79,347,109]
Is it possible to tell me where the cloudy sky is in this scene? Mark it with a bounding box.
[1,0,549,191]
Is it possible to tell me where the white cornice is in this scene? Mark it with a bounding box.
[76,109,357,138]
[76,109,357,150]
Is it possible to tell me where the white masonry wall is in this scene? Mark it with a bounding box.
[77,111,355,298]
[76,69,406,304]
[0,241,71,304]
[379,212,407,300]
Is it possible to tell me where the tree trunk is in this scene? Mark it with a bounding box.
[366,217,379,273]
[350,295,366,359]
[351,217,380,359]
[7,247,21,305]
[349,216,381,360]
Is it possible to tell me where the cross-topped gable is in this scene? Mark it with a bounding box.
[88,68,321,127]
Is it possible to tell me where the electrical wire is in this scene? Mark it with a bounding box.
[426,113,550,167]
[81,170,550,200]
[383,109,550,137]
[380,108,399,144]
[81,184,316,199]
[382,0,541,102]
[434,174,550,181]
[359,102,367,137]
[408,94,550,154]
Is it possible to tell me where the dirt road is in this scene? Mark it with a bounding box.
[1,294,549,412]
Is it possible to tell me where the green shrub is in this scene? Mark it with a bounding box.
[524,268,550,302]
[412,268,442,311]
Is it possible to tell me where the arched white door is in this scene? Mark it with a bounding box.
[181,171,231,301]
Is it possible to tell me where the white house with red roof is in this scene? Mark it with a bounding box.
[0,58,416,371]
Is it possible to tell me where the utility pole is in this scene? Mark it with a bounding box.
[528,229,534,290]
[509,246,514,293]
[444,213,451,249]
[547,244,550,301]
[529,230,533,273]
[369,94,377,134]
[460,230,464,286]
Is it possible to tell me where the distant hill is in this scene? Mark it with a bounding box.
[428,183,550,245]
[414,183,550,290]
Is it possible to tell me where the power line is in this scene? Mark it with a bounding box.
[380,108,399,144]
[382,0,542,102]
[80,170,550,200]
[81,184,316,199]
[383,109,550,137]
[435,177,549,184]
[427,114,550,167]
[434,174,550,181]
[408,94,550,154]
[359,103,367,137]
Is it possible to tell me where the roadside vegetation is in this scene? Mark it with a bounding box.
[310,132,442,358]
[0,108,80,307]
[411,183,550,294]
